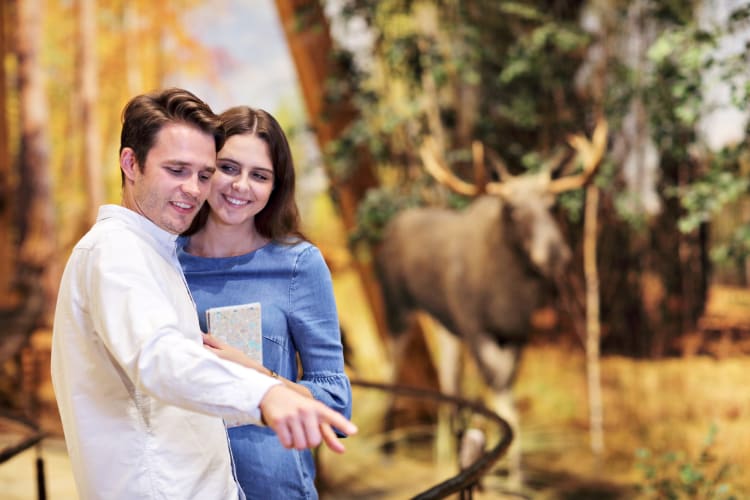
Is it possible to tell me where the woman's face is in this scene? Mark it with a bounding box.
[207,133,275,227]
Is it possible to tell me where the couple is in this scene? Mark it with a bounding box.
[51,87,353,499]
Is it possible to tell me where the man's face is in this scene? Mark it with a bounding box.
[121,123,216,234]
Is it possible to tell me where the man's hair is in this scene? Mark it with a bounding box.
[183,106,305,244]
[119,88,224,185]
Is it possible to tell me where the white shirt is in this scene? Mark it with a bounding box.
[51,205,280,500]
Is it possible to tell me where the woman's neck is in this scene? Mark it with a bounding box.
[186,218,269,258]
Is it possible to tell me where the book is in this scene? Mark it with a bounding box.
[206,302,264,428]
[205,302,263,364]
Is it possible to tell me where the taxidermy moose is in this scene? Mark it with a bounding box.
[376,119,608,487]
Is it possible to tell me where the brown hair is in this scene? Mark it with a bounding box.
[119,88,224,185]
[183,106,305,244]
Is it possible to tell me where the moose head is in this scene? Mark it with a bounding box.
[417,119,608,281]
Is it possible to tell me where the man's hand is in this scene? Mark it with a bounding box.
[259,385,357,453]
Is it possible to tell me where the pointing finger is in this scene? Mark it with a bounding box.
[320,423,345,454]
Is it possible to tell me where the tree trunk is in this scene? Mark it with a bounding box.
[273,0,388,344]
[584,184,604,455]
[16,0,56,323]
[122,2,142,95]
[77,0,103,224]
[0,0,15,309]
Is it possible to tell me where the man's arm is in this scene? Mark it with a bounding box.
[87,235,277,424]
[203,334,357,452]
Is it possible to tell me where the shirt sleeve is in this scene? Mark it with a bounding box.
[86,233,280,424]
[288,246,352,421]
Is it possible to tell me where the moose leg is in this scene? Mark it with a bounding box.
[418,314,462,464]
[382,319,420,455]
[471,335,523,489]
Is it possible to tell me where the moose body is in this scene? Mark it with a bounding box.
[377,179,572,487]
[378,173,573,379]
[379,195,563,348]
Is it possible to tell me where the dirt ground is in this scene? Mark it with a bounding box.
[4,339,746,499]
[316,342,750,499]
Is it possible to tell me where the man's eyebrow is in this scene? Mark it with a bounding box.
[164,159,190,166]
[162,159,215,171]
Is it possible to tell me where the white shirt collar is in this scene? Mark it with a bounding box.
[97,204,179,257]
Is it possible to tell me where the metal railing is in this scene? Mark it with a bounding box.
[350,379,513,499]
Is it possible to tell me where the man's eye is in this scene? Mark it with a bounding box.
[168,168,184,175]
[199,173,213,181]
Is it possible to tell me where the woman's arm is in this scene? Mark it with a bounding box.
[203,333,313,398]
[287,246,352,419]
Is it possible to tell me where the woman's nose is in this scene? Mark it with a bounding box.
[232,175,251,191]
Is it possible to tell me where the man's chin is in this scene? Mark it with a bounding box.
[162,217,193,235]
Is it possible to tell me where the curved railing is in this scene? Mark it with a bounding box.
[350,379,514,499]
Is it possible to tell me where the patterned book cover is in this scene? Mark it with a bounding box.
[206,302,263,428]
[206,302,263,364]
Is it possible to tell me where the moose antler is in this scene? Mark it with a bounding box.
[420,137,481,197]
[472,140,489,193]
[419,117,609,197]
[548,118,609,194]
[485,146,512,181]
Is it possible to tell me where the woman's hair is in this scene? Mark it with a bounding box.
[183,106,306,244]
[119,87,224,186]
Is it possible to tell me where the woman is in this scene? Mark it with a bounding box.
[178,106,352,499]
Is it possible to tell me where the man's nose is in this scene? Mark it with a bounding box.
[182,175,202,197]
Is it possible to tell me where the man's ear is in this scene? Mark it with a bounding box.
[120,148,138,182]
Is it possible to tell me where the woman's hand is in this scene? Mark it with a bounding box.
[203,333,266,372]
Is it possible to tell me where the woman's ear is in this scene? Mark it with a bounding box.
[120,148,138,182]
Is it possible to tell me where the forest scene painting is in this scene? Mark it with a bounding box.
[2,1,750,498]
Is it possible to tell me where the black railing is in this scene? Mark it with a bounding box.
[0,408,47,500]
[350,379,513,499]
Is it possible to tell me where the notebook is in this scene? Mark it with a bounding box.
[206,302,263,428]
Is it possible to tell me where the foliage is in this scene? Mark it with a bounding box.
[635,424,738,500]
[670,151,750,234]
[349,186,421,245]
[590,1,749,225]
[615,1,750,252]
[328,0,592,241]
[327,0,750,242]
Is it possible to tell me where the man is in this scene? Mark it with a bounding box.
[51,88,356,500]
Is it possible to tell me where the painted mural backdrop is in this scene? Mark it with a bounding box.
[2,0,750,497]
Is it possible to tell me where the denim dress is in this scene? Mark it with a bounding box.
[178,239,352,500]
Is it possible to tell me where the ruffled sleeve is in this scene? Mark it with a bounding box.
[288,245,352,421]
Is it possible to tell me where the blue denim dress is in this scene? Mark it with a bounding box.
[178,239,352,500]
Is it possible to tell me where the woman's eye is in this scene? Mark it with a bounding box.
[219,164,237,174]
